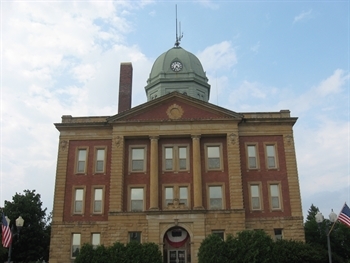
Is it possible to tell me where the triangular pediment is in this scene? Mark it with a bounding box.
[107,92,242,123]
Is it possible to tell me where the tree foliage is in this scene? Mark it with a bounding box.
[197,233,227,263]
[304,204,350,263]
[198,230,275,263]
[198,230,330,263]
[272,239,326,263]
[75,241,162,263]
[198,204,350,263]
[0,190,51,263]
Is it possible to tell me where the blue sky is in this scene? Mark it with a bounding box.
[1,1,349,221]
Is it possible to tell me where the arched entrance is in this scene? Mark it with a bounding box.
[163,227,191,263]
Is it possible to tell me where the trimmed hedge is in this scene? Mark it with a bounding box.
[74,241,162,263]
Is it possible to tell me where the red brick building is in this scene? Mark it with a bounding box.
[49,45,304,263]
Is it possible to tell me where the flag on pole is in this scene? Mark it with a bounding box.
[2,214,12,248]
[338,203,350,228]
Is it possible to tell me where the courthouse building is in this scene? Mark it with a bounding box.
[49,42,304,263]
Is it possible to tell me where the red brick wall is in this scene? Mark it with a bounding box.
[127,98,227,121]
[159,137,193,208]
[123,138,150,211]
[123,136,230,211]
[64,140,111,222]
[200,136,230,209]
[239,135,291,218]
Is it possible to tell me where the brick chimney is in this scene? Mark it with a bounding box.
[118,62,133,113]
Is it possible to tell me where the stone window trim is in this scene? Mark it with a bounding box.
[72,186,86,215]
[162,184,190,209]
[263,143,279,170]
[128,145,148,173]
[268,181,283,211]
[204,143,224,172]
[128,185,146,212]
[248,182,263,211]
[245,143,260,170]
[207,183,225,210]
[91,185,105,215]
[162,144,190,172]
[75,147,89,174]
[93,146,107,174]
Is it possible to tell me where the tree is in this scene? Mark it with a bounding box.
[271,239,327,263]
[198,230,274,263]
[304,204,350,263]
[198,229,330,263]
[1,190,50,263]
[198,234,228,263]
[227,230,274,263]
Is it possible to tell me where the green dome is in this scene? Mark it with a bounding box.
[145,46,210,102]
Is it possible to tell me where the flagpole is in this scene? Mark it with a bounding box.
[327,218,337,236]
[328,203,344,235]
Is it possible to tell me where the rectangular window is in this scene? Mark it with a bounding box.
[164,185,189,208]
[250,184,261,210]
[93,188,103,214]
[74,188,84,214]
[129,232,141,243]
[274,229,283,240]
[165,147,173,170]
[131,147,146,172]
[71,233,81,258]
[77,149,87,173]
[95,148,105,173]
[92,233,100,249]
[179,187,188,206]
[130,188,144,212]
[247,145,258,169]
[163,145,189,172]
[178,147,187,170]
[209,186,223,209]
[270,184,281,210]
[207,146,220,169]
[266,145,277,168]
[206,144,223,171]
[165,187,174,206]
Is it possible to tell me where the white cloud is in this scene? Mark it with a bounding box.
[71,64,99,83]
[297,118,349,217]
[226,81,277,111]
[250,41,260,53]
[317,69,349,96]
[0,1,154,210]
[293,9,313,24]
[196,0,220,10]
[197,41,237,72]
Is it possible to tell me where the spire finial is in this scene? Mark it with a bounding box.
[175,5,183,47]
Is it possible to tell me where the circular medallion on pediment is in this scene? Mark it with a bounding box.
[166,104,184,120]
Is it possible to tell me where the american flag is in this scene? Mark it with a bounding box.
[2,214,12,248]
[338,203,350,228]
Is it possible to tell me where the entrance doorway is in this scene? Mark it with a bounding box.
[163,227,190,263]
[169,249,186,263]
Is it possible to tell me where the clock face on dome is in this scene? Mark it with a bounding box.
[171,61,183,72]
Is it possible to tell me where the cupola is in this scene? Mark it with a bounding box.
[145,46,210,102]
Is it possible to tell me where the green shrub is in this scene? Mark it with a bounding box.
[74,241,162,263]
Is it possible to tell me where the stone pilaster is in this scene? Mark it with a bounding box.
[109,135,124,212]
[192,135,203,209]
[150,136,159,210]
